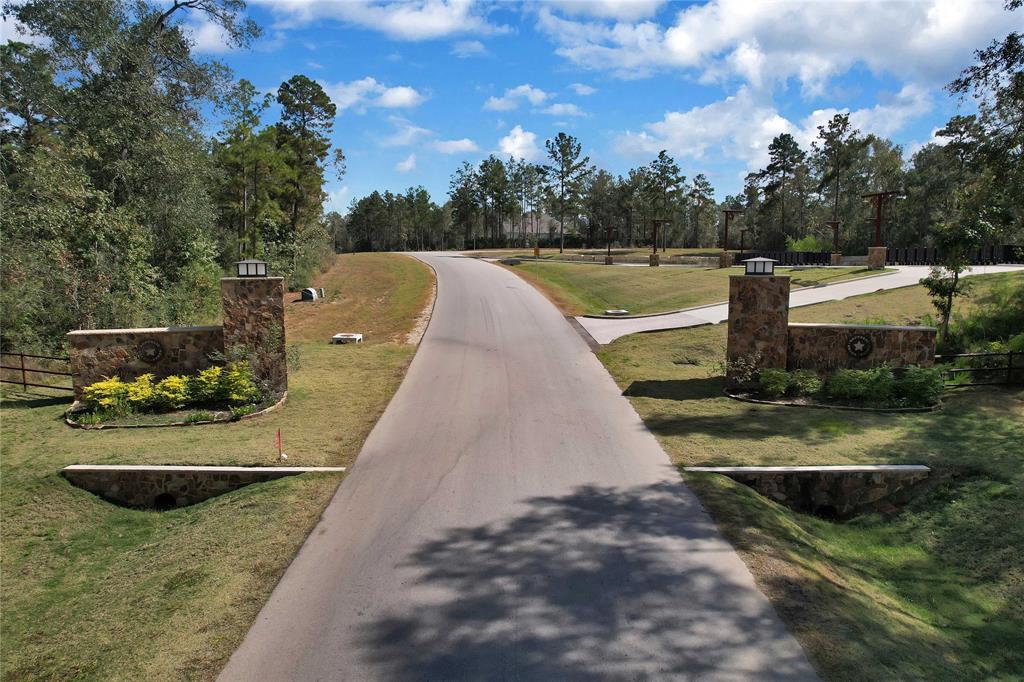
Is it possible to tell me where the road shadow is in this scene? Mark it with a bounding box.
[357,482,816,680]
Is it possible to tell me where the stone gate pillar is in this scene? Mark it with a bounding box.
[726,274,790,379]
[221,277,287,394]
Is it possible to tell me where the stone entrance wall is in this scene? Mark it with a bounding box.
[221,277,287,393]
[726,275,791,376]
[788,323,936,373]
[67,327,223,398]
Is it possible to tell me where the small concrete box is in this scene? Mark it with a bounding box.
[331,333,363,344]
[301,287,319,301]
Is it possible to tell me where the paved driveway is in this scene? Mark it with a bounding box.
[577,265,1024,345]
[219,253,817,681]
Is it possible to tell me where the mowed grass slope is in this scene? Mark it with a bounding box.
[0,253,433,680]
[506,260,882,316]
[598,271,1024,680]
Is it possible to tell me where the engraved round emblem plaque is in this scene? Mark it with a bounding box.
[846,333,873,359]
[138,339,165,364]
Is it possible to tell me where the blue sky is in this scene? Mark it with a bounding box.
[187,0,1016,212]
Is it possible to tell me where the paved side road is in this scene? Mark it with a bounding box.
[577,264,1024,345]
[219,253,817,681]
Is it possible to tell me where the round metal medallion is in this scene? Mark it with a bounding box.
[846,333,873,359]
[138,339,165,364]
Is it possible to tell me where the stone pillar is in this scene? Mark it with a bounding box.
[220,277,287,394]
[726,275,791,379]
[867,246,887,270]
[649,253,660,267]
[604,255,614,265]
[830,252,842,266]
[719,251,735,269]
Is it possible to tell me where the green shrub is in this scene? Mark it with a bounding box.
[124,374,156,409]
[894,366,943,407]
[188,365,224,404]
[825,367,896,405]
[81,376,129,409]
[220,361,261,404]
[153,375,190,410]
[758,368,791,398]
[785,234,832,252]
[186,411,215,423]
[229,404,258,421]
[788,370,823,396]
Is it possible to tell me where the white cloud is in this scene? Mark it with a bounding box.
[615,83,933,173]
[569,83,597,96]
[451,39,487,57]
[498,125,541,161]
[433,138,480,154]
[325,185,351,213]
[541,103,586,117]
[383,117,433,146]
[537,1,1009,90]
[0,14,48,46]
[185,15,233,54]
[396,153,417,172]
[547,0,666,21]
[307,60,324,69]
[263,0,509,41]
[484,84,551,111]
[324,77,426,111]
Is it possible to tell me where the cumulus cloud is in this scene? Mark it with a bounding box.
[484,84,550,111]
[541,103,586,117]
[451,39,488,57]
[536,0,1008,90]
[547,0,666,21]
[498,125,541,161]
[396,153,417,172]
[324,77,426,111]
[615,84,933,172]
[382,117,433,146]
[433,138,480,154]
[263,0,509,41]
[569,83,598,96]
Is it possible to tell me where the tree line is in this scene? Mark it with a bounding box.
[340,0,1020,256]
[1,0,344,352]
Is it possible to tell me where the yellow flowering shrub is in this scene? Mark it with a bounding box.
[153,375,190,409]
[81,377,129,409]
[188,365,224,403]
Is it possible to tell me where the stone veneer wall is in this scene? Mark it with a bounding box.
[867,246,887,269]
[726,275,791,377]
[67,326,223,398]
[787,323,936,372]
[221,277,287,393]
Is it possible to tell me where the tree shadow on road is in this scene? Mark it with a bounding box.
[356,482,817,680]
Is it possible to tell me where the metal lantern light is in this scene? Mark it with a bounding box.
[743,257,776,276]
[235,259,267,278]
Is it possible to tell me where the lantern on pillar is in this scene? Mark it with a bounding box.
[235,259,268,277]
[743,257,776,276]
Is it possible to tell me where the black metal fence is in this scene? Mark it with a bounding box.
[886,245,1024,266]
[935,351,1021,386]
[0,351,74,392]
[738,251,832,266]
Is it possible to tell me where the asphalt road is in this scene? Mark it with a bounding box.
[577,264,1024,345]
[219,253,817,681]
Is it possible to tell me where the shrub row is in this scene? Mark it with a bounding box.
[756,365,943,408]
[81,362,262,413]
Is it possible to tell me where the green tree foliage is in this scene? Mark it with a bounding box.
[544,132,592,253]
[1,1,342,351]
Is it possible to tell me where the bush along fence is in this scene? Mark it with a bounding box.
[936,350,1022,386]
[886,244,1024,266]
[0,351,73,392]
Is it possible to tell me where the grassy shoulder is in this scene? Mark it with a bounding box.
[597,271,1024,680]
[0,253,433,680]
[506,260,883,316]
[465,246,726,259]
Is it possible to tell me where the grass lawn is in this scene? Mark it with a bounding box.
[0,253,433,680]
[505,260,883,316]
[597,271,1024,680]
[465,246,726,259]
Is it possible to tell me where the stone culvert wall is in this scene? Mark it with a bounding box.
[686,465,931,518]
[221,277,287,393]
[67,326,224,398]
[787,323,937,373]
[62,465,344,509]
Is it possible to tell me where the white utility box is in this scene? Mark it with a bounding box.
[331,333,363,344]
